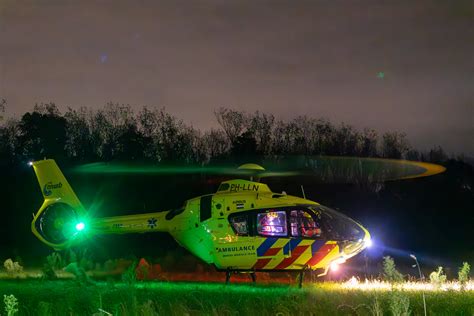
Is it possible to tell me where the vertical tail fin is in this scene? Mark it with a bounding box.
[32,159,83,208]
[31,159,87,249]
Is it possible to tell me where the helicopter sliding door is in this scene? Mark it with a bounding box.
[213,209,291,270]
[214,211,261,269]
[252,209,291,270]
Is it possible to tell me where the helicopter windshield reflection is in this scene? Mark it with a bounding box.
[308,205,364,241]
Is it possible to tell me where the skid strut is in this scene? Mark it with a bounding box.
[225,270,257,284]
[250,272,256,283]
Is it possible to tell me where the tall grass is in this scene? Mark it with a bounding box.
[0,281,472,315]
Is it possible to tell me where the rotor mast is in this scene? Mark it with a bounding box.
[237,163,265,182]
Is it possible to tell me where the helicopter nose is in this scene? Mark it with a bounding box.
[338,226,371,259]
[362,231,372,249]
[355,227,372,251]
[309,205,371,257]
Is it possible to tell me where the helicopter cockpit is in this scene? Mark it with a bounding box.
[309,205,365,241]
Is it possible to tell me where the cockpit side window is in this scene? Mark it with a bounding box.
[257,210,288,237]
[290,210,322,238]
[229,214,249,236]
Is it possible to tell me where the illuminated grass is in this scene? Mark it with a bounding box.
[0,280,472,315]
[339,277,474,292]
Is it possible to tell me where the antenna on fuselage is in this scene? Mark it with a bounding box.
[300,185,306,199]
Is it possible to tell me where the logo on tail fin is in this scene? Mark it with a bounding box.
[43,182,63,196]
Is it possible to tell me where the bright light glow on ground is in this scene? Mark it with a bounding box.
[341,276,474,292]
[330,262,340,272]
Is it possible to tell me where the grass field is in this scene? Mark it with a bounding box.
[0,280,473,315]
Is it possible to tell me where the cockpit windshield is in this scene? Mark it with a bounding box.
[308,205,365,241]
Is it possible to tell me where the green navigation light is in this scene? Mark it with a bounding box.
[75,222,85,231]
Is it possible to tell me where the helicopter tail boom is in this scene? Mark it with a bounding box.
[89,212,170,235]
[31,159,172,249]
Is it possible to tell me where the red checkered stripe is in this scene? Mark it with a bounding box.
[253,238,338,270]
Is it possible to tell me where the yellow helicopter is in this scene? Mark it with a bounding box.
[29,158,445,284]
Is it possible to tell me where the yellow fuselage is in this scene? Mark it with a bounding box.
[88,179,371,273]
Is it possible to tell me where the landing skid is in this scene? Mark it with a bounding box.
[223,266,317,288]
[225,269,257,285]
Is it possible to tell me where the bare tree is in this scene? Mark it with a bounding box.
[360,128,378,157]
[64,107,93,161]
[272,120,299,154]
[0,98,5,121]
[17,103,67,161]
[406,149,421,161]
[291,116,313,154]
[0,118,19,165]
[312,118,334,155]
[199,129,230,162]
[428,146,448,163]
[88,102,141,161]
[331,123,361,156]
[381,131,410,159]
[150,108,197,163]
[247,111,275,155]
[214,108,249,144]
[273,116,336,156]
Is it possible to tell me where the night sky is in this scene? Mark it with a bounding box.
[1,0,473,155]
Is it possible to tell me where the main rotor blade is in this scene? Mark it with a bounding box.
[262,156,446,183]
[72,163,232,175]
[71,163,296,177]
[71,156,446,184]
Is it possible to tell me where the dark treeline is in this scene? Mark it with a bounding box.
[0,102,451,167]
